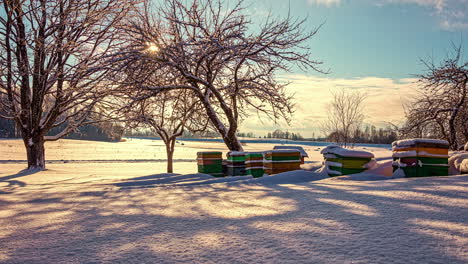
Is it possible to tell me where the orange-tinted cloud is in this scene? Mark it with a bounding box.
[239,74,420,138]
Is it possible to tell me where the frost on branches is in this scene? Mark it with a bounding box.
[402,44,468,150]
[111,0,326,151]
[0,0,143,169]
[120,88,207,173]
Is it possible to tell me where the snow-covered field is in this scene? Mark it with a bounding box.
[1,138,467,263]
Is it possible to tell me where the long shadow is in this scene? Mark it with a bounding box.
[112,173,253,189]
[1,174,467,263]
[0,168,40,181]
[0,169,41,193]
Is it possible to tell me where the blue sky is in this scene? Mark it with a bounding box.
[249,0,467,79]
[238,0,468,137]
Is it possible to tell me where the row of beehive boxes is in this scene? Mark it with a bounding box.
[321,139,450,177]
[197,139,451,178]
[321,139,449,177]
[197,150,302,177]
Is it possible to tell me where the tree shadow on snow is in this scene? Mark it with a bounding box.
[1,174,467,263]
[112,173,252,189]
[0,168,41,193]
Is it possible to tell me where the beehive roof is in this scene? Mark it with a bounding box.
[273,146,309,157]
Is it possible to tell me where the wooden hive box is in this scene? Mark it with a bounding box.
[226,151,247,176]
[197,151,224,177]
[273,146,309,164]
[245,152,264,178]
[392,139,449,177]
[320,145,374,177]
[264,150,301,175]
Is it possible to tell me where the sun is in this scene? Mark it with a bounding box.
[147,42,159,53]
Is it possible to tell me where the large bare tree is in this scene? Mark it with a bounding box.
[321,88,367,147]
[112,0,325,151]
[0,0,142,169]
[403,44,467,150]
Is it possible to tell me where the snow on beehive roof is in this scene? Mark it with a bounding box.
[272,146,308,157]
[320,145,374,158]
[227,151,246,156]
[392,138,449,148]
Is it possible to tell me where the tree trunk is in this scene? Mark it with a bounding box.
[24,135,46,170]
[221,133,243,151]
[448,110,460,150]
[165,138,175,173]
[448,121,458,150]
[199,97,243,151]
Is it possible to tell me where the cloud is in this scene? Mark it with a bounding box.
[440,19,468,30]
[239,75,420,138]
[312,0,468,30]
[379,0,468,30]
[382,0,446,10]
[307,0,342,7]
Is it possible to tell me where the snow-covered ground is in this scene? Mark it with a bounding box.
[0,138,392,173]
[0,137,394,161]
[1,138,467,263]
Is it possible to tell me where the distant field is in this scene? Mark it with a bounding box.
[0,137,392,162]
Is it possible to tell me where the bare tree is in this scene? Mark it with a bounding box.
[124,89,207,173]
[321,88,367,147]
[111,0,325,151]
[0,0,142,169]
[403,44,467,150]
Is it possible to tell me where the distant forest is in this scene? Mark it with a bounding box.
[328,125,397,144]
[0,117,124,142]
[124,125,397,145]
[2,114,397,145]
[264,125,397,144]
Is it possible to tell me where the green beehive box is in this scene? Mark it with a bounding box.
[227,166,246,176]
[245,152,264,178]
[321,146,374,177]
[245,152,263,159]
[227,155,246,162]
[264,151,301,161]
[392,139,449,178]
[226,151,246,176]
[264,150,301,175]
[197,151,223,177]
[246,168,264,178]
[392,158,449,177]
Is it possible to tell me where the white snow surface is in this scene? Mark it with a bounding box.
[0,139,467,263]
[320,145,374,158]
[392,150,448,158]
[392,167,406,178]
[325,161,343,167]
[449,152,468,175]
[363,159,378,169]
[392,150,418,158]
[392,138,449,149]
[227,151,246,155]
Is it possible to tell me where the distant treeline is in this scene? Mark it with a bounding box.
[0,117,124,142]
[0,118,17,138]
[328,125,398,144]
[49,122,124,142]
[2,115,396,145]
[265,130,305,141]
[124,129,220,139]
[263,126,397,144]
